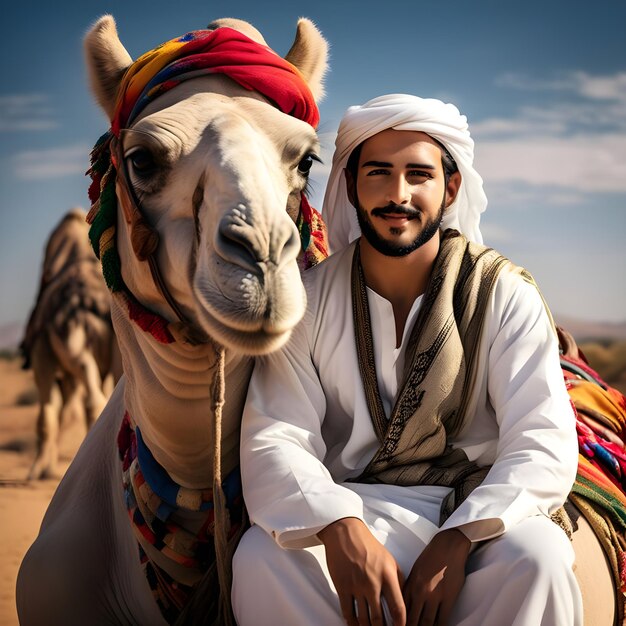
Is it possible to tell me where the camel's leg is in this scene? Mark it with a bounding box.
[570,504,616,626]
[28,337,63,480]
[94,320,122,397]
[102,372,115,397]
[50,324,107,432]
[58,375,85,430]
[109,334,123,383]
[78,350,108,430]
[101,335,123,398]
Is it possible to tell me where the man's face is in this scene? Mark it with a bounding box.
[347,129,459,257]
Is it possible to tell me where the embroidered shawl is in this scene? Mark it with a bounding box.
[352,229,530,521]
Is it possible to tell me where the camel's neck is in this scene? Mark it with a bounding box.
[111,296,254,489]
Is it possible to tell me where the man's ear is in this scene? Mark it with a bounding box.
[344,168,357,208]
[445,171,462,208]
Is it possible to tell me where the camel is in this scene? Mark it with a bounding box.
[20,207,121,480]
[16,15,328,626]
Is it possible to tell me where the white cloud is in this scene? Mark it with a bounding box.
[482,182,587,209]
[488,72,626,135]
[472,114,566,138]
[471,71,626,197]
[473,101,626,139]
[496,71,626,103]
[475,134,626,193]
[13,144,91,180]
[0,93,58,132]
[575,71,626,102]
[478,223,513,244]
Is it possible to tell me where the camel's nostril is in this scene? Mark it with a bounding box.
[215,220,260,274]
[215,208,300,274]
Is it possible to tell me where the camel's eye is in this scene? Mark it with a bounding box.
[297,155,313,175]
[126,148,156,177]
[297,153,320,176]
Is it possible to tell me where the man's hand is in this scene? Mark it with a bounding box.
[318,517,406,626]
[403,528,471,626]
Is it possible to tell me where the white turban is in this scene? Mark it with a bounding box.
[322,94,487,252]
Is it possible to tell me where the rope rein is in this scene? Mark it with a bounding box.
[209,344,235,625]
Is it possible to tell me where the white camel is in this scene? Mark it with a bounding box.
[20,207,121,480]
[17,15,328,625]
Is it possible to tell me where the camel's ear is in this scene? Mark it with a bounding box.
[84,15,133,121]
[284,18,329,103]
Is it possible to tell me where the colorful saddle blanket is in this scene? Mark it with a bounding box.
[560,334,626,621]
[117,412,244,624]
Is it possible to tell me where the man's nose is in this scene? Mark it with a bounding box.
[385,175,411,205]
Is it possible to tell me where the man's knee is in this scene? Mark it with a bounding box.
[480,515,575,581]
[233,525,279,589]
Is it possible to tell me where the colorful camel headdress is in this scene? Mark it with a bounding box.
[87,26,326,343]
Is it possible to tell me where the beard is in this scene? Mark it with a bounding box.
[355,197,445,258]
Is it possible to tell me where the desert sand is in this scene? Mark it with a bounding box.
[0,357,87,626]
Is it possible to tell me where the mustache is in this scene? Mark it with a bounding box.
[370,203,421,218]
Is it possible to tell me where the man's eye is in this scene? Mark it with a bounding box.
[366,169,389,176]
[407,170,432,179]
[126,148,156,175]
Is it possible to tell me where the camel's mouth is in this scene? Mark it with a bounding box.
[193,300,297,355]
[192,265,306,356]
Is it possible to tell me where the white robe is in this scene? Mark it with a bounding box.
[233,240,582,625]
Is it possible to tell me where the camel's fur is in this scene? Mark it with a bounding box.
[570,504,615,625]
[17,17,328,625]
[21,208,121,480]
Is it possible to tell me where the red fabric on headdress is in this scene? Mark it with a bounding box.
[112,27,319,135]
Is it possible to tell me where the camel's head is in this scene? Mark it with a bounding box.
[84,16,328,354]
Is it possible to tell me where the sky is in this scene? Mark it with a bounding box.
[1,0,625,329]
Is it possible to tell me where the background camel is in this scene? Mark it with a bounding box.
[20,207,121,480]
[17,15,328,625]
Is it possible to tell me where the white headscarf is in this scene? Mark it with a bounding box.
[322,94,487,252]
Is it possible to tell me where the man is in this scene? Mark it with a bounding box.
[231,94,582,625]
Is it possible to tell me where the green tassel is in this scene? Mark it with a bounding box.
[89,178,117,258]
[300,221,311,253]
[101,247,124,293]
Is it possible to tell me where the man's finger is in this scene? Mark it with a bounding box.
[437,599,453,626]
[396,563,406,589]
[356,596,371,626]
[338,593,358,626]
[367,594,385,626]
[405,595,422,626]
[419,601,439,626]
[381,576,406,626]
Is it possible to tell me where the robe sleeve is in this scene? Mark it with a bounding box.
[240,309,365,549]
[439,271,578,542]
